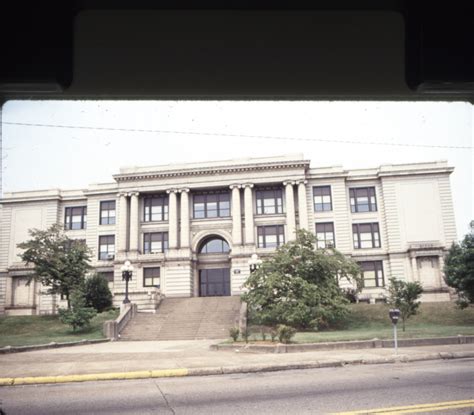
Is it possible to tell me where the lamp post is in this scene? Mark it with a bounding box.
[121,260,134,304]
[248,253,262,274]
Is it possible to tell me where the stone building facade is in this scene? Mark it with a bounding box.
[0,155,457,315]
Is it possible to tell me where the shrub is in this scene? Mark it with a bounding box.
[270,327,278,342]
[342,288,358,303]
[241,327,250,343]
[388,277,423,331]
[229,327,240,342]
[84,273,113,312]
[58,289,97,332]
[277,324,296,344]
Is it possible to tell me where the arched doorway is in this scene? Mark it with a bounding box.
[197,236,231,297]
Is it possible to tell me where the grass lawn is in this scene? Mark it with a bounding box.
[244,302,474,344]
[0,309,119,347]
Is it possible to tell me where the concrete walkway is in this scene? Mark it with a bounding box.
[0,339,473,382]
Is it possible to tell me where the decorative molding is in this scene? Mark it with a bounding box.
[113,160,310,182]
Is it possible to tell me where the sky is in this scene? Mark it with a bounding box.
[1,100,473,239]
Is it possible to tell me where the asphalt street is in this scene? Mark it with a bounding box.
[1,359,473,415]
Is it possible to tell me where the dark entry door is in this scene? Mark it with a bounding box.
[199,268,231,297]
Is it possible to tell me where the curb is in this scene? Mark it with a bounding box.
[211,335,474,354]
[1,351,473,387]
[0,339,111,355]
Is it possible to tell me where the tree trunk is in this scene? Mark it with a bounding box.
[402,317,406,332]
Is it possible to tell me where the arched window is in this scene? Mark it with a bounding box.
[199,237,230,254]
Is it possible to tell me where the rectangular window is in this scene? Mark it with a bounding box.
[98,272,114,283]
[143,267,160,287]
[256,188,283,215]
[144,195,169,222]
[350,187,377,213]
[313,186,332,212]
[98,235,115,260]
[64,206,87,230]
[257,225,285,248]
[143,232,168,254]
[193,191,230,219]
[100,201,116,225]
[315,222,335,249]
[358,261,384,287]
[352,223,381,249]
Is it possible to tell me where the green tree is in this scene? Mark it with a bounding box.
[387,277,423,331]
[58,289,97,332]
[84,273,113,312]
[18,224,92,309]
[242,229,361,329]
[444,232,474,308]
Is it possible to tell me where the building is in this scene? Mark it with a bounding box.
[0,155,457,315]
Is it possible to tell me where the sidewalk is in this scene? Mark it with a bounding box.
[0,340,473,385]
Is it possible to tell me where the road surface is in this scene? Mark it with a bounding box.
[0,359,473,414]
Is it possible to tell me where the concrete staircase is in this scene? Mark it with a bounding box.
[119,296,241,341]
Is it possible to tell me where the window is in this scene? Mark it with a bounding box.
[199,237,230,254]
[257,225,285,248]
[98,272,114,283]
[100,201,116,225]
[353,223,381,249]
[350,187,377,213]
[143,232,168,254]
[99,235,115,260]
[256,188,283,215]
[64,206,87,230]
[144,195,169,222]
[315,222,335,249]
[143,267,160,287]
[358,261,384,287]
[193,191,230,219]
[313,186,332,212]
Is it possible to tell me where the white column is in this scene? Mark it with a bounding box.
[284,181,296,241]
[129,192,140,252]
[411,256,419,282]
[230,185,242,245]
[167,189,178,249]
[117,192,128,253]
[243,184,254,245]
[297,180,309,231]
[180,188,190,248]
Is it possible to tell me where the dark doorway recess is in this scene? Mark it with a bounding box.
[199,268,230,297]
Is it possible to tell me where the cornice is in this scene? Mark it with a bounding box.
[113,160,310,183]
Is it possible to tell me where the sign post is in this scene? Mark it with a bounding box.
[389,309,401,354]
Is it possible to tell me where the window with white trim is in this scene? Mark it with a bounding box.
[358,261,384,287]
[315,222,335,249]
[352,223,381,249]
[143,232,168,254]
[98,235,115,260]
[257,225,285,248]
[313,186,332,212]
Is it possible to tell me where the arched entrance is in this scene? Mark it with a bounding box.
[196,235,231,297]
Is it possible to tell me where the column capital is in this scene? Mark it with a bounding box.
[242,183,254,189]
[117,192,128,198]
[229,184,242,190]
[178,188,190,193]
[128,191,140,197]
[283,180,296,186]
[297,179,308,185]
[166,188,179,194]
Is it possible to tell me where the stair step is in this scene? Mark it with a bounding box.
[120,296,241,341]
